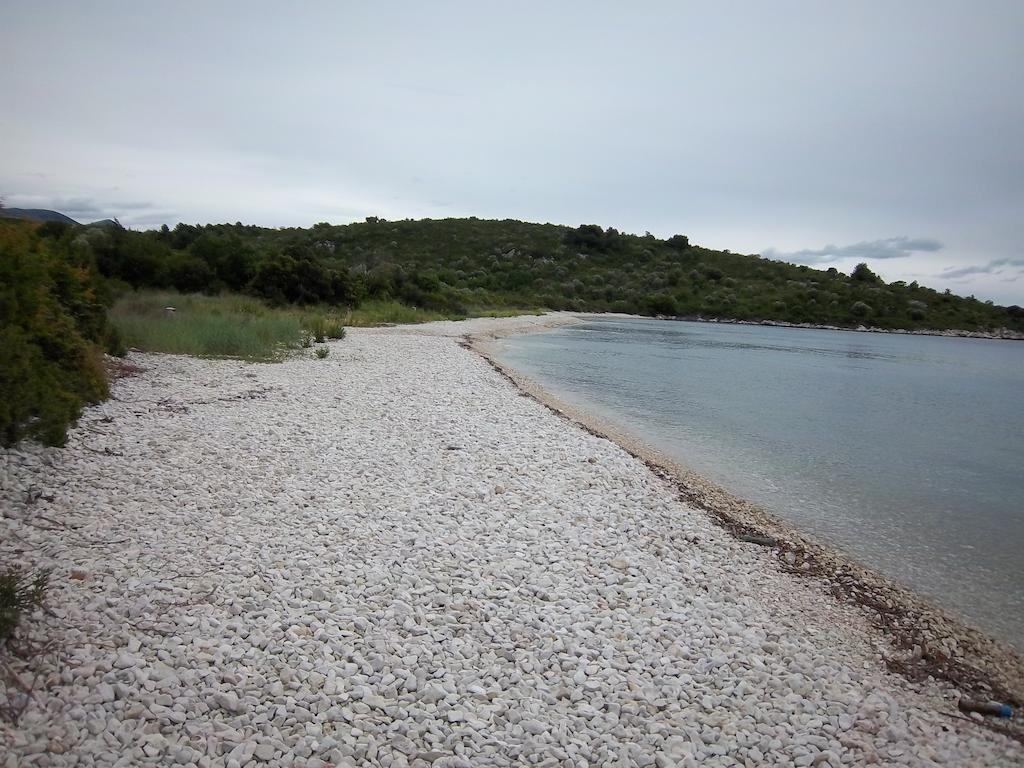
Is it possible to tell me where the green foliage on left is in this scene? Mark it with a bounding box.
[0,566,49,640]
[0,221,114,447]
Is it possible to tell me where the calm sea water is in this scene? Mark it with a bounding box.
[492,317,1024,649]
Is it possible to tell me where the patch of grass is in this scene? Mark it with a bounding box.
[342,299,457,327]
[340,299,544,327]
[301,312,346,341]
[314,346,330,359]
[465,306,547,318]
[323,318,346,339]
[110,291,541,360]
[110,291,304,361]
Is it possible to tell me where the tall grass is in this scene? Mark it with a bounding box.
[340,299,546,327]
[111,291,546,359]
[466,306,547,319]
[110,292,306,361]
[342,300,456,327]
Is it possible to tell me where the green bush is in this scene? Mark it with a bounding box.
[314,346,330,359]
[851,300,872,317]
[304,314,328,342]
[646,293,678,316]
[0,567,49,640]
[0,222,111,447]
[301,313,346,341]
[324,319,346,339]
[851,263,882,283]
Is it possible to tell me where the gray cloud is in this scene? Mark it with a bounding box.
[115,201,158,211]
[936,258,1024,281]
[764,237,943,265]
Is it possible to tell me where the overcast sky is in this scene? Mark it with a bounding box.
[2,1,1022,304]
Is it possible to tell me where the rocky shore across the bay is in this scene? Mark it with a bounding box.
[2,314,1021,767]
[660,315,1024,341]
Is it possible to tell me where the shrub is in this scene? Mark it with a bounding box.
[302,313,346,341]
[167,255,215,294]
[0,222,111,447]
[315,347,330,359]
[851,300,872,317]
[0,567,49,640]
[646,293,678,316]
[851,263,881,283]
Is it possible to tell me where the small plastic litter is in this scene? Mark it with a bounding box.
[958,698,1014,718]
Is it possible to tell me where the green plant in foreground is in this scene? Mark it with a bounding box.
[315,347,330,359]
[0,567,49,640]
[324,319,346,339]
[1,221,111,447]
[301,313,346,341]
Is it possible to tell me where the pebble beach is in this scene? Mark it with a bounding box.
[2,315,1022,767]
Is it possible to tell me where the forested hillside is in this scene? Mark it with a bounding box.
[25,216,1024,332]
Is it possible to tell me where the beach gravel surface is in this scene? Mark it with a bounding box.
[1,316,1021,767]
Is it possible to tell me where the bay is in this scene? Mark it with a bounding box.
[492,317,1024,649]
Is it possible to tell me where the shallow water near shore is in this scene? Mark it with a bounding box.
[492,317,1024,650]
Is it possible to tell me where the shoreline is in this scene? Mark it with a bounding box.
[654,315,1024,342]
[468,320,1024,712]
[494,309,1024,341]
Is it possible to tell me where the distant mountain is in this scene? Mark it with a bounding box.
[0,208,81,225]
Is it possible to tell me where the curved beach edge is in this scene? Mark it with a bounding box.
[466,322,1024,716]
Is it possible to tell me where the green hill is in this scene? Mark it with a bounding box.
[25,215,1024,333]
